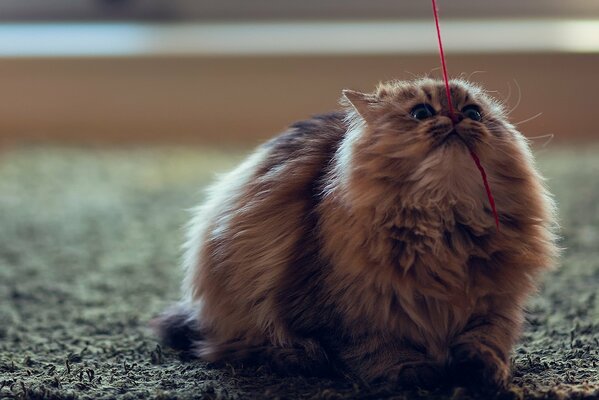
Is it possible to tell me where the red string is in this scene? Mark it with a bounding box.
[431,0,456,120]
[431,0,500,230]
[469,150,500,230]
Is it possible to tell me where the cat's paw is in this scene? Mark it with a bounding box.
[269,339,334,377]
[449,343,510,390]
[387,361,448,389]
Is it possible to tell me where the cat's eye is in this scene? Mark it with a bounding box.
[462,105,482,122]
[410,104,436,120]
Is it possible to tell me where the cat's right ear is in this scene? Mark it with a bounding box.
[342,89,378,123]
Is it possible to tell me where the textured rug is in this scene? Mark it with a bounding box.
[0,146,597,399]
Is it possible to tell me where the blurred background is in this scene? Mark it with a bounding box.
[0,0,597,145]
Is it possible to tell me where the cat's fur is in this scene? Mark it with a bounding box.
[153,79,558,388]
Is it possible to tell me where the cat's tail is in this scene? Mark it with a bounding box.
[150,302,203,352]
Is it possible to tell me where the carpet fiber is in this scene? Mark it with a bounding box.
[0,146,598,399]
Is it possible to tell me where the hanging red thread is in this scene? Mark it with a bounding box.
[469,150,500,229]
[431,0,456,121]
[431,0,500,230]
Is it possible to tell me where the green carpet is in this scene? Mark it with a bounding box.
[0,146,598,400]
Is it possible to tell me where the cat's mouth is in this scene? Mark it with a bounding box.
[437,130,465,148]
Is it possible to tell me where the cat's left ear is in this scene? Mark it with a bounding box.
[342,89,378,123]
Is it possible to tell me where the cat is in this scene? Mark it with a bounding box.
[152,78,558,389]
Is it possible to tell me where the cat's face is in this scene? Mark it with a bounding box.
[343,78,512,166]
[341,78,537,217]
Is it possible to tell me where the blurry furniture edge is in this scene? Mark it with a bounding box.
[0,21,597,146]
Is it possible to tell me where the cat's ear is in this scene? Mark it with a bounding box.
[342,89,378,123]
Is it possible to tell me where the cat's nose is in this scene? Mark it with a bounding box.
[444,112,463,124]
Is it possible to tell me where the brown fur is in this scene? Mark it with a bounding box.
[153,79,558,389]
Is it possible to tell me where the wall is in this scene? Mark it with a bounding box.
[0,52,596,145]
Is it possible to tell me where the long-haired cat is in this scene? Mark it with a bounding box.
[153,78,558,389]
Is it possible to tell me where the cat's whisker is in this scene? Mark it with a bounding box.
[428,66,442,77]
[527,133,554,140]
[467,70,487,81]
[476,135,522,161]
[527,133,555,149]
[499,81,512,107]
[506,79,522,116]
[514,112,543,126]
[404,70,421,80]
[541,135,555,148]
[487,143,520,161]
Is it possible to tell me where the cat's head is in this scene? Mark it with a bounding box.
[339,78,547,226]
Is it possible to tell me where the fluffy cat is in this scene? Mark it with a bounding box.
[153,78,558,389]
